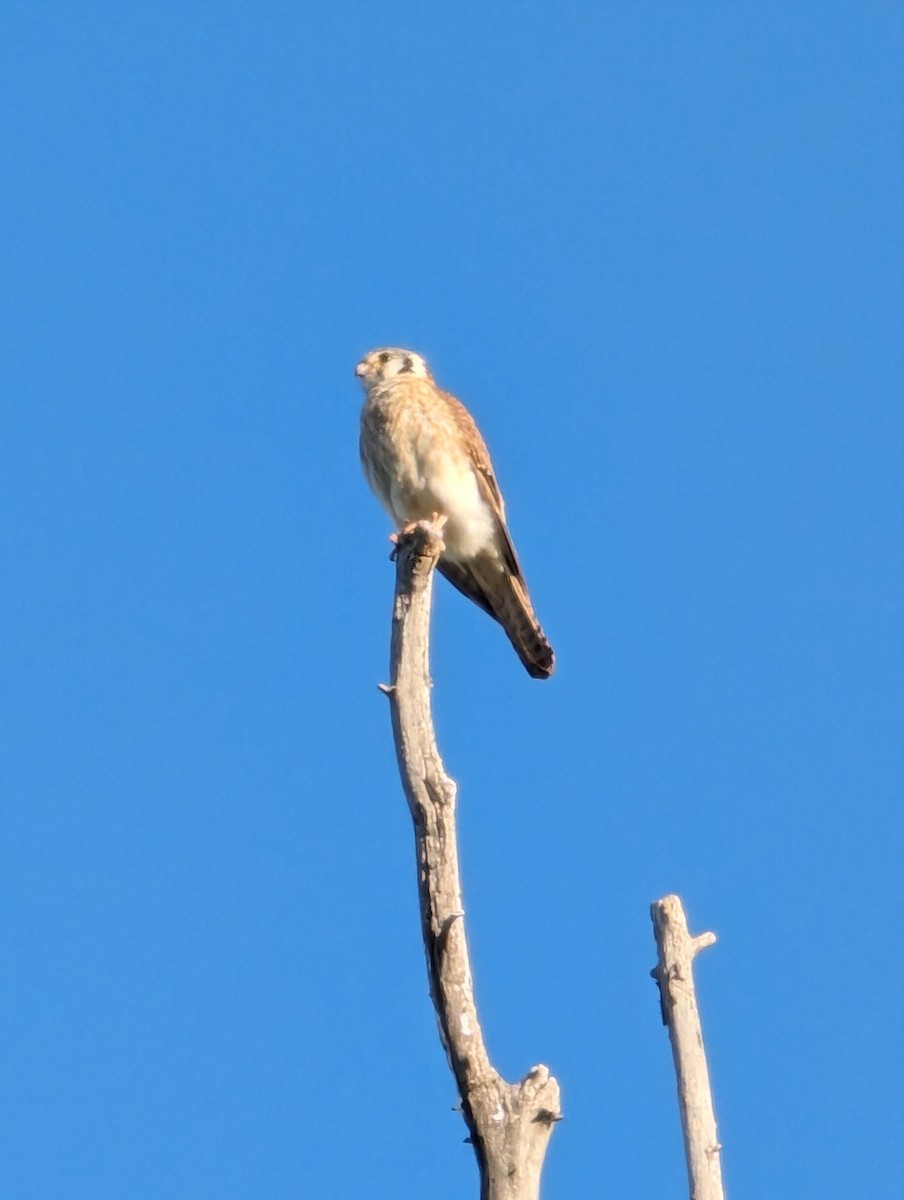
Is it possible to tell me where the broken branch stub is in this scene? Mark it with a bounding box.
[651,894,725,1200]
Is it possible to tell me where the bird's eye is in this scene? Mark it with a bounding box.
[379,352,390,365]
[402,356,413,373]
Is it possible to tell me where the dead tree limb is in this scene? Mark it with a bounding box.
[381,519,561,1200]
[651,895,725,1200]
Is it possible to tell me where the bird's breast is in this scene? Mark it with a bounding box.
[361,386,498,562]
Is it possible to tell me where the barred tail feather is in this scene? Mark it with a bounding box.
[437,557,555,679]
[496,574,555,679]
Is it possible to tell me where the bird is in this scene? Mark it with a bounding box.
[356,347,554,679]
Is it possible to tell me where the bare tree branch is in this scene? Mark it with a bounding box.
[651,894,725,1200]
[382,519,561,1200]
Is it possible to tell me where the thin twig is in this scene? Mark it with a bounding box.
[382,519,561,1200]
[651,895,725,1200]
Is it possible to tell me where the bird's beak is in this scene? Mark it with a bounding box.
[354,361,366,378]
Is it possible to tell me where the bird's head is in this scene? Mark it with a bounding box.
[355,347,431,389]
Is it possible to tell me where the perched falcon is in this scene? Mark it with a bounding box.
[356,347,554,679]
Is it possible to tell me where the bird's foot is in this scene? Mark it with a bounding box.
[388,522,419,560]
[390,515,446,543]
[388,521,418,550]
[388,516,447,560]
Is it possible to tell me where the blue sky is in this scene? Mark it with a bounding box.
[1,4,901,1197]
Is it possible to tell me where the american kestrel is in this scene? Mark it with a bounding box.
[356,347,554,679]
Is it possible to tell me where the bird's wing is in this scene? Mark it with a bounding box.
[439,388,523,579]
[436,559,497,619]
[435,390,554,679]
[440,552,555,678]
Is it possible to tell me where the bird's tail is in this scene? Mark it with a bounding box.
[436,556,555,679]
[496,575,555,679]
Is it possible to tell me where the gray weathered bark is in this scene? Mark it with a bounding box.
[380,520,561,1200]
[651,895,725,1200]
